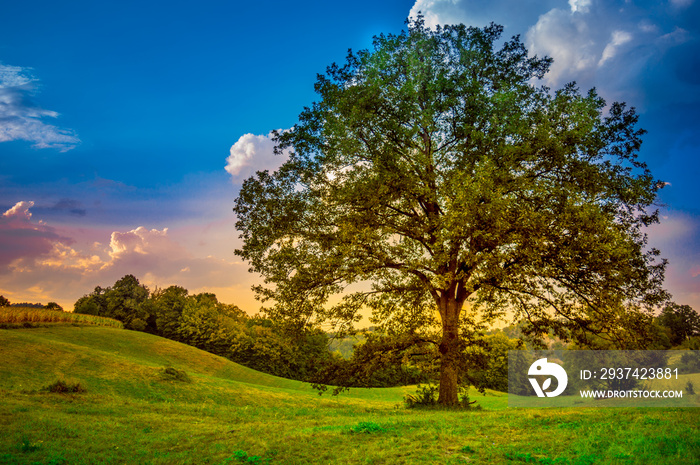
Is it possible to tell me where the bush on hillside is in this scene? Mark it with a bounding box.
[44,380,86,394]
[161,367,191,383]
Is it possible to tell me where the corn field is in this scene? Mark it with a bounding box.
[0,306,123,328]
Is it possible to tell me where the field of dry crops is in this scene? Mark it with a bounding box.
[0,306,123,328]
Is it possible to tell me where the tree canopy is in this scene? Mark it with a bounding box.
[74,274,152,331]
[657,303,700,346]
[233,18,668,405]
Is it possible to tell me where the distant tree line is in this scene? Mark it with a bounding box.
[0,296,63,311]
[69,276,700,390]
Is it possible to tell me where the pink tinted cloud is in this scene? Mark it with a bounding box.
[101,226,239,289]
[0,201,74,272]
[0,202,256,310]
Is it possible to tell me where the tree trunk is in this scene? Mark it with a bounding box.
[438,299,461,406]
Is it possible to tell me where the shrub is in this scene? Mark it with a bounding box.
[44,380,86,394]
[349,421,386,434]
[679,350,700,373]
[225,450,267,464]
[404,383,439,408]
[404,383,481,409]
[161,367,191,382]
[18,436,41,453]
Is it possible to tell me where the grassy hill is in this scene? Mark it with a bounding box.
[1,326,699,464]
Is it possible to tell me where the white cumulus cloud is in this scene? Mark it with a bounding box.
[568,0,591,13]
[225,131,288,181]
[599,30,634,66]
[526,8,600,84]
[406,0,699,110]
[409,0,466,28]
[0,63,79,151]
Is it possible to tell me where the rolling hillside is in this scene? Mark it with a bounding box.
[0,325,419,403]
[1,326,698,465]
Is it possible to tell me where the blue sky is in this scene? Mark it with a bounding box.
[1,0,699,317]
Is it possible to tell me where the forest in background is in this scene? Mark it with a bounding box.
[4,272,696,396]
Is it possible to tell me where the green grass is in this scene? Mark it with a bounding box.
[1,326,698,464]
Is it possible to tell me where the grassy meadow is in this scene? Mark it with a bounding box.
[0,325,698,464]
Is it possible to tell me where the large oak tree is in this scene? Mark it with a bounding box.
[234,19,668,405]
